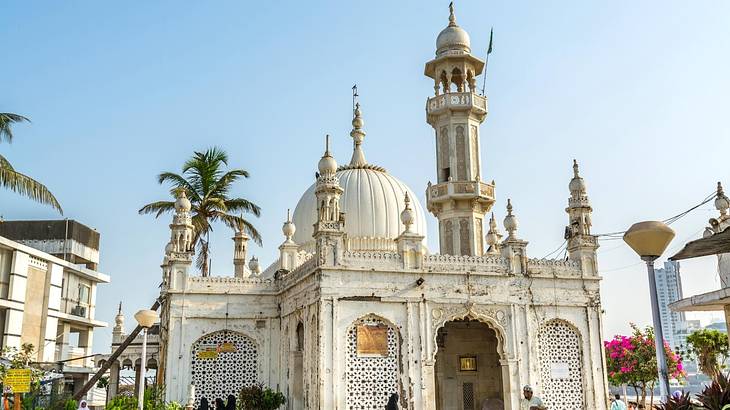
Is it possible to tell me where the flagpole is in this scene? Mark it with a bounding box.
[481,52,490,96]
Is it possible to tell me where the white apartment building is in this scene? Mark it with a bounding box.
[0,220,109,395]
[654,260,687,351]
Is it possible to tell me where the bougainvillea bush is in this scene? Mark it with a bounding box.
[605,324,684,408]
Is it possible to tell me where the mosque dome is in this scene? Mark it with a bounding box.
[436,4,471,56]
[292,104,427,249]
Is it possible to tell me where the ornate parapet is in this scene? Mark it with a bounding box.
[526,258,582,277]
[426,92,487,117]
[342,251,402,270]
[185,276,277,293]
[423,254,509,274]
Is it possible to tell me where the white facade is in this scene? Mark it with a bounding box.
[158,6,610,410]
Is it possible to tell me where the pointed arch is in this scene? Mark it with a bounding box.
[537,319,585,410]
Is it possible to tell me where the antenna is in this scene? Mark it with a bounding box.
[352,84,359,117]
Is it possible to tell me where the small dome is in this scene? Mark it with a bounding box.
[318,154,338,175]
[282,218,296,239]
[174,190,192,212]
[715,182,729,213]
[292,167,427,247]
[436,25,471,56]
[569,160,586,194]
[249,256,261,274]
[436,5,471,56]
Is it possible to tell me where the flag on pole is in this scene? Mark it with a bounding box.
[487,27,493,55]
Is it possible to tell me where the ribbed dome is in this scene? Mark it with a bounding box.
[292,167,427,247]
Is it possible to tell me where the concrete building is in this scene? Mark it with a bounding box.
[653,260,687,351]
[154,5,610,410]
[0,220,109,395]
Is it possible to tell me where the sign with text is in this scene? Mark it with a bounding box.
[4,369,31,393]
[356,325,389,357]
[196,344,219,360]
[550,362,570,379]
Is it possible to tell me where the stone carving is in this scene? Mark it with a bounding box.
[424,254,508,273]
[443,220,454,255]
[459,218,471,255]
[456,125,466,180]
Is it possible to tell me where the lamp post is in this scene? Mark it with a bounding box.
[623,221,675,403]
[134,309,159,410]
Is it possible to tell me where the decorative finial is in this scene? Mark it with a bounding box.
[715,181,730,216]
[318,134,338,175]
[325,134,331,156]
[118,301,122,314]
[485,212,502,253]
[349,101,367,166]
[400,192,415,233]
[282,208,296,241]
[448,2,456,26]
[287,208,291,222]
[573,159,579,177]
[503,199,519,238]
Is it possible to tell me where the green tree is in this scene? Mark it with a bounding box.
[139,147,261,276]
[686,329,729,379]
[238,384,286,410]
[0,113,62,213]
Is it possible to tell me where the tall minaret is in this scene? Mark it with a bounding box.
[313,135,345,266]
[425,4,494,256]
[565,160,599,274]
[112,302,125,342]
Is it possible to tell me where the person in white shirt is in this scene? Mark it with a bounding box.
[521,385,546,410]
[610,394,627,410]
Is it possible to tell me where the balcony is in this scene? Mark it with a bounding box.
[426,180,495,208]
[55,345,93,368]
[426,92,488,117]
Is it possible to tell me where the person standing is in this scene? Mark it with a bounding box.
[521,385,546,410]
[386,393,398,410]
[611,394,627,410]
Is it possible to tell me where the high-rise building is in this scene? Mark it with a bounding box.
[654,260,687,350]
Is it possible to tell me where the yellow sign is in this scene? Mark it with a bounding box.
[218,342,237,353]
[4,369,31,393]
[197,350,218,359]
[356,325,389,356]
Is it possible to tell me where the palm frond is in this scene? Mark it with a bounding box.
[157,172,200,200]
[0,166,62,213]
[225,198,261,217]
[137,201,176,218]
[0,153,15,170]
[0,113,30,144]
[217,213,263,245]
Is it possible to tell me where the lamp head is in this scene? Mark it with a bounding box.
[134,309,159,328]
[623,221,675,260]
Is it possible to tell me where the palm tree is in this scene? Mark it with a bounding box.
[139,147,261,276]
[0,113,62,213]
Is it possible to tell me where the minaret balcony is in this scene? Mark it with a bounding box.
[426,92,488,117]
[426,180,495,208]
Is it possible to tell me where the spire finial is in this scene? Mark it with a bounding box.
[400,192,415,233]
[287,208,291,222]
[718,181,725,196]
[503,199,519,238]
[506,198,513,216]
[349,100,367,166]
[448,2,456,26]
[325,134,331,156]
[118,301,122,314]
[573,159,580,177]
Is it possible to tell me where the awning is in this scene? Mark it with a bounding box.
[669,288,730,312]
[670,228,730,260]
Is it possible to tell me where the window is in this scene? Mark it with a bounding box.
[78,284,90,304]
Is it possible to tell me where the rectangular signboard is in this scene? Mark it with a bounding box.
[4,369,31,393]
[356,325,389,356]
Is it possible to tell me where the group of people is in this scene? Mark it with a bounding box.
[197,395,236,410]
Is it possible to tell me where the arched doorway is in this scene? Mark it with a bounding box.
[435,320,504,410]
[190,330,258,406]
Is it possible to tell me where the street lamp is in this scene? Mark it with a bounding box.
[623,221,675,403]
[134,309,159,410]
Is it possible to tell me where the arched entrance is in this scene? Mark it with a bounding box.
[435,320,504,410]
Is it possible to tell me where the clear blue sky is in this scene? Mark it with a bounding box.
[2,1,729,353]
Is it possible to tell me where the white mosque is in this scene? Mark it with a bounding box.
[155,5,609,410]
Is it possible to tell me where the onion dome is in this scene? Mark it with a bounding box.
[569,159,587,195]
[174,189,192,212]
[318,135,338,175]
[715,182,729,216]
[292,103,427,250]
[436,3,471,56]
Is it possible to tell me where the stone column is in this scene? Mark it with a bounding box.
[134,363,142,400]
[108,360,120,399]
